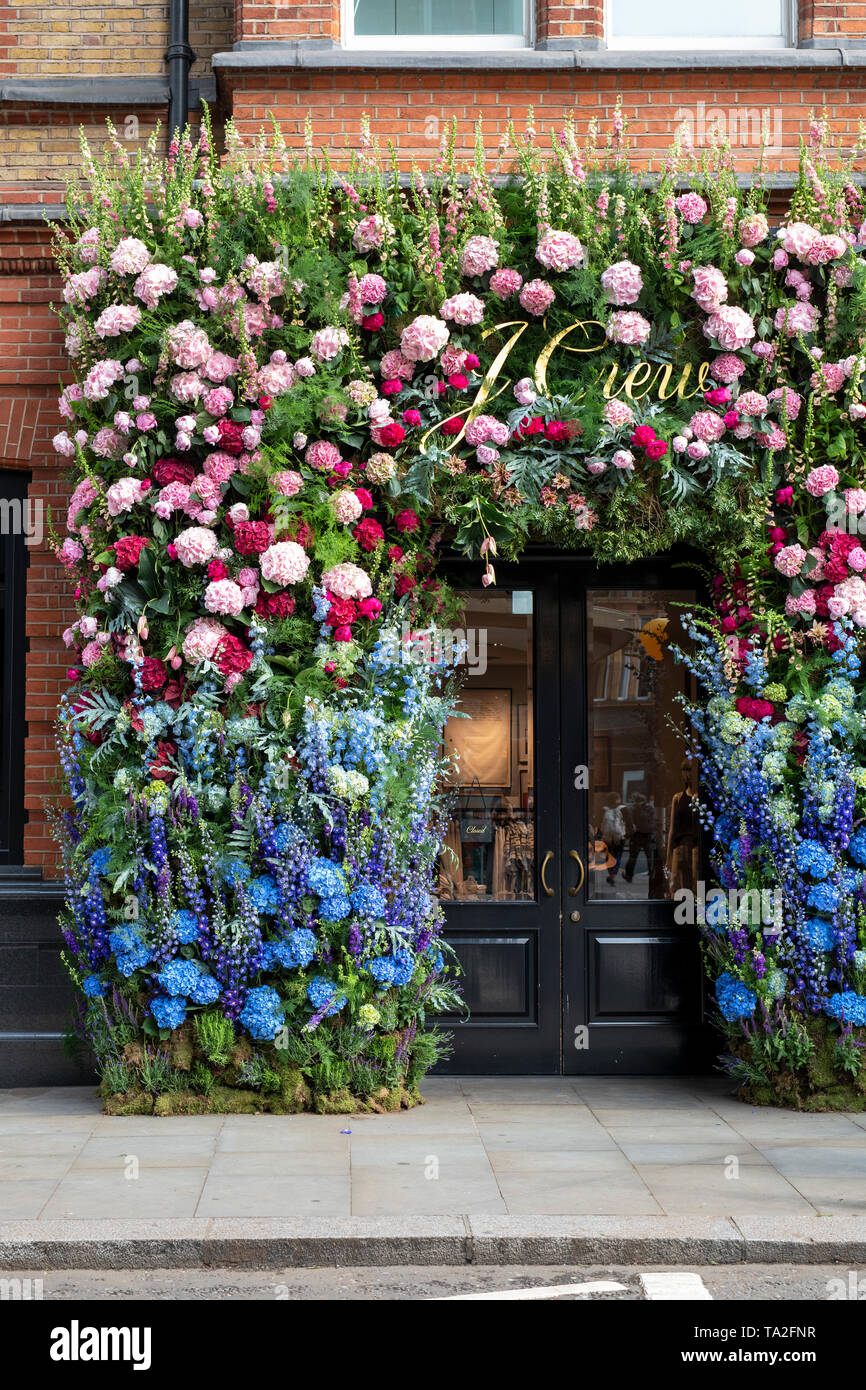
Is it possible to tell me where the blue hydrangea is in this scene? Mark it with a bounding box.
[82,974,107,997]
[261,940,295,970]
[238,985,284,1040]
[840,869,863,894]
[854,949,866,972]
[246,874,279,914]
[367,956,397,986]
[171,910,199,944]
[764,968,787,1000]
[271,822,299,852]
[796,840,835,879]
[806,883,839,914]
[427,948,444,975]
[716,971,757,1021]
[350,883,386,918]
[221,857,250,885]
[190,973,221,1005]
[319,893,351,922]
[848,828,866,866]
[306,857,344,898]
[150,994,187,1030]
[88,847,112,876]
[306,976,347,1015]
[288,928,317,967]
[157,959,201,997]
[391,948,415,986]
[801,917,835,952]
[109,924,143,956]
[825,990,866,1026]
[116,944,151,977]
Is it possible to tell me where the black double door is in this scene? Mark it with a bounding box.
[437,556,714,1075]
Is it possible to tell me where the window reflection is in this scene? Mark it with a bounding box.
[588,589,697,901]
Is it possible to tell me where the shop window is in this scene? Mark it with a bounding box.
[347,0,529,47]
[608,0,792,48]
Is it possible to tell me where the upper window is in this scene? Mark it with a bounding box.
[608,0,791,48]
[347,0,528,47]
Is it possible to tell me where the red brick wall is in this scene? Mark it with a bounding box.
[799,0,866,41]
[225,65,863,172]
[234,0,340,44]
[537,0,604,48]
[0,225,74,876]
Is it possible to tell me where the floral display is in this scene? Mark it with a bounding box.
[51,106,866,1110]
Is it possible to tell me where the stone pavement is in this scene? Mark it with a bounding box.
[1,1075,865,1267]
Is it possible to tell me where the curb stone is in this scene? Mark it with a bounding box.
[2,1216,866,1268]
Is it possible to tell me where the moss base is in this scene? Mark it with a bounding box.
[723,1013,866,1111]
[100,1083,424,1117]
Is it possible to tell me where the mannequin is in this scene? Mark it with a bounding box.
[666,758,700,896]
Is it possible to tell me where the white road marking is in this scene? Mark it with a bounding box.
[639,1272,712,1301]
[437,1281,628,1301]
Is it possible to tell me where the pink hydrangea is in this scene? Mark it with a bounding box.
[606,310,651,345]
[310,326,350,362]
[754,426,787,452]
[777,223,820,260]
[460,235,499,277]
[200,385,232,417]
[675,193,708,224]
[352,214,393,252]
[320,561,372,601]
[767,387,802,420]
[133,263,178,309]
[306,440,343,471]
[358,272,387,305]
[519,279,556,317]
[439,293,485,326]
[380,349,415,381]
[738,213,769,247]
[536,229,585,272]
[67,477,99,533]
[844,488,866,515]
[83,358,125,401]
[62,267,104,306]
[75,228,100,264]
[183,616,230,664]
[188,474,221,511]
[110,237,151,275]
[691,265,728,313]
[168,372,203,404]
[810,361,847,393]
[710,354,746,384]
[58,537,84,565]
[175,526,219,566]
[272,470,303,497]
[400,315,450,362]
[166,320,211,369]
[805,233,847,265]
[365,453,397,483]
[774,544,806,577]
[244,258,287,302]
[703,306,756,351]
[94,304,142,338]
[774,301,821,336]
[489,268,523,300]
[204,579,245,616]
[256,357,296,396]
[465,415,505,446]
[805,465,840,497]
[735,391,768,417]
[106,477,148,516]
[203,451,238,483]
[603,399,635,428]
[330,490,363,525]
[689,411,726,443]
[203,352,238,384]
[785,591,817,618]
[91,427,125,459]
[832,576,866,622]
[476,444,500,465]
[52,431,76,457]
[600,260,643,306]
[849,547,866,572]
[259,540,311,586]
[153,482,190,519]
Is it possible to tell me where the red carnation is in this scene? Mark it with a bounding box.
[387,544,403,563]
[464,353,480,370]
[152,457,195,487]
[112,535,150,572]
[631,425,657,448]
[354,488,373,510]
[362,312,384,330]
[258,396,273,410]
[233,520,271,557]
[645,439,668,461]
[326,596,358,628]
[207,559,229,581]
[395,509,420,534]
[217,419,246,455]
[394,574,416,597]
[402,409,421,426]
[440,417,463,435]
[358,596,382,620]
[381,380,403,396]
[735,696,774,721]
[140,657,169,693]
[518,415,544,437]
[377,422,405,447]
[544,420,569,442]
[354,517,384,551]
[448,373,468,389]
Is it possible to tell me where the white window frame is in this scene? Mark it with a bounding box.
[342,0,533,49]
[605,0,796,49]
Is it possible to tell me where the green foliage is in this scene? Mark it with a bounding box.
[194,1011,235,1066]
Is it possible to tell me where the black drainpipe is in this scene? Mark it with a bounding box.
[166,0,196,143]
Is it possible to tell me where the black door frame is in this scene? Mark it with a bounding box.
[0,470,28,865]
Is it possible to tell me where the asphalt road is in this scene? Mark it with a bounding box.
[4,1264,861,1300]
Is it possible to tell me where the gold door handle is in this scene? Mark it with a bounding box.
[540,850,555,897]
[569,850,585,897]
